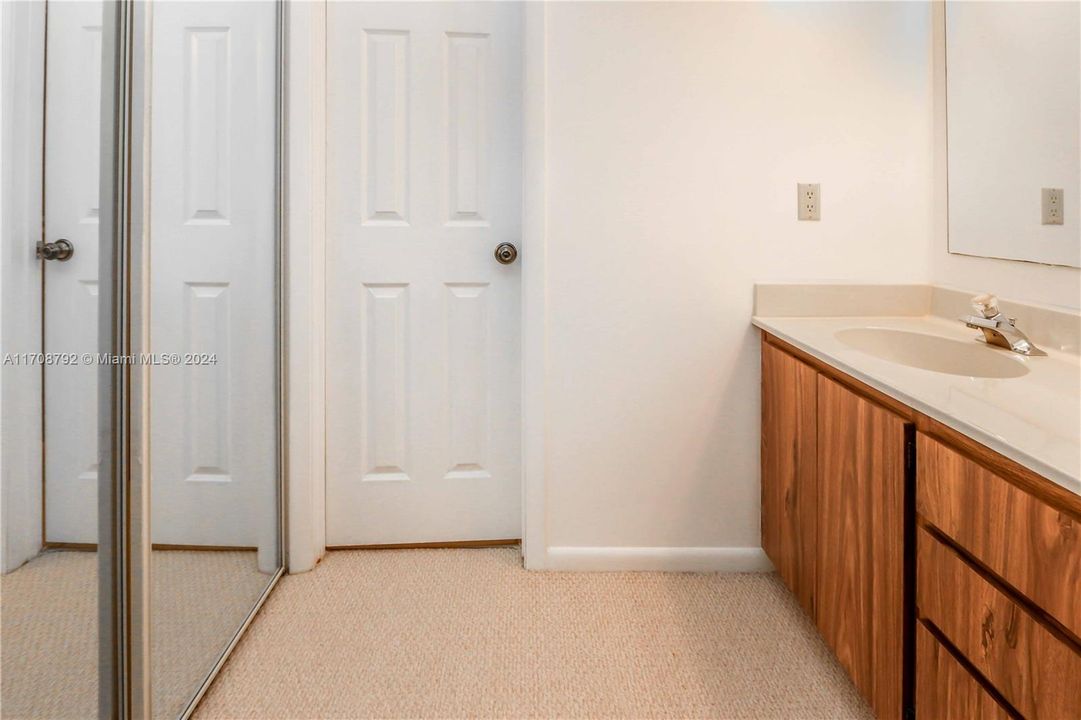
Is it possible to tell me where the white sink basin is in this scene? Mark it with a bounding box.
[834,327,1030,379]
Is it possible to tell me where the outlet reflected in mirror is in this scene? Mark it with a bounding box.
[945,2,1080,268]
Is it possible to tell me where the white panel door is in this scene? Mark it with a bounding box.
[326,2,522,545]
[148,2,276,551]
[43,0,104,544]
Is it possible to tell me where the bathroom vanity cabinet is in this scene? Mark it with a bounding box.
[761,338,909,719]
[760,332,1081,720]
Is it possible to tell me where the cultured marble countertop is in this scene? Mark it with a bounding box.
[752,313,1081,497]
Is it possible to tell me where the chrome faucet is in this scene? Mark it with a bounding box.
[962,293,1042,356]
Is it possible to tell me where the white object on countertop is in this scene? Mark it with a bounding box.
[971,293,1000,319]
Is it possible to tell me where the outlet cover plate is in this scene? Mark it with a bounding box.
[798,183,820,221]
[1042,188,1064,225]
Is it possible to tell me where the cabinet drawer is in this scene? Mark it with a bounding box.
[918,528,1081,720]
[916,432,1081,640]
[916,622,1010,720]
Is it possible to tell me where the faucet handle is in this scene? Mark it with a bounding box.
[971,293,1000,319]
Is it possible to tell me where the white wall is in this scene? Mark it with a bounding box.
[931,253,1081,311]
[540,2,935,567]
[930,2,1081,310]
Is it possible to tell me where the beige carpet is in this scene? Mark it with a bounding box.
[1,549,272,720]
[195,547,871,720]
[0,552,97,720]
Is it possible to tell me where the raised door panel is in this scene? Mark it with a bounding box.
[816,376,908,720]
[760,340,817,618]
[916,432,1081,641]
[917,527,1081,720]
[915,623,1011,720]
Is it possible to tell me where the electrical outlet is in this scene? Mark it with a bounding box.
[798,183,820,221]
[1042,188,1064,225]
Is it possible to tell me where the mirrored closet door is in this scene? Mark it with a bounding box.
[0,2,283,718]
[147,1,282,717]
[1,2,110,717]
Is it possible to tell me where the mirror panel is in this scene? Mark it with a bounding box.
[1,2,108,717]
[1,2,283,718]
[946,1,1080,268]
[147,2,281,718]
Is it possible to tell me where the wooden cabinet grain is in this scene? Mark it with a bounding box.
[917,432,1081,641]
[917,527,1081,720]
[759,333,1081,720]
[815,375,909,720]
[915,623,1010,720]
[760,341,818,618]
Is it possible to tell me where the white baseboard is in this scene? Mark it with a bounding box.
[543,546,774,572]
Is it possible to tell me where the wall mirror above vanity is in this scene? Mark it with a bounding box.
[945,1,1080,268]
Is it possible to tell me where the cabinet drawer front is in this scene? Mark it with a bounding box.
[916,433,1081,640]
[918,528,1081,720]
[916,623,1011,720]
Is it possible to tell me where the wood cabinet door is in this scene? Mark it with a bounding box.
[760,340,818,618]
[816,376,909,720]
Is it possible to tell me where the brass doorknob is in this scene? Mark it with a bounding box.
[494,242,518,265]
